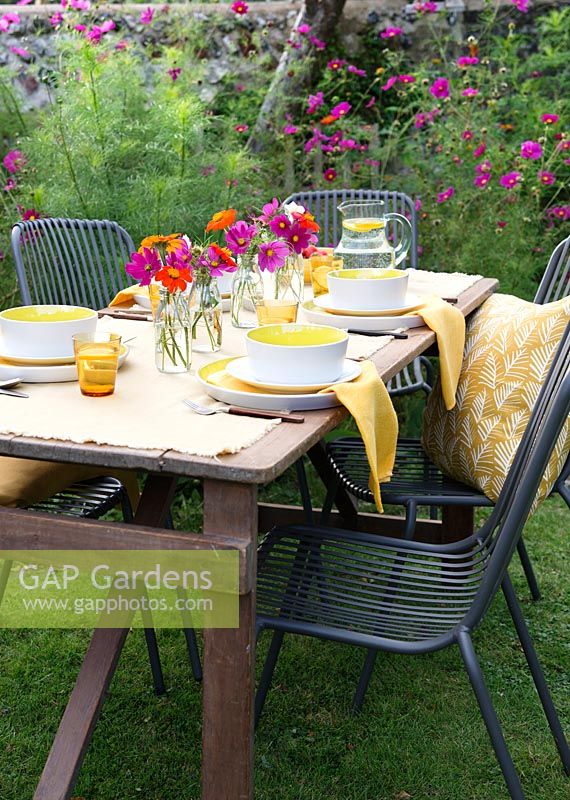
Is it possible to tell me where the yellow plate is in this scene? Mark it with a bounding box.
[314,293,425,317]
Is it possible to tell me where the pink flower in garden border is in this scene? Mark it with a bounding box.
[140,7,155,25]
[474,173,491,188]
[457,56,479,67]
[168,67,182,82]
[348,65,367,77]
[429,77,449,99]
[382,76,397,91]
[380,27,403,39]
[9,46,30,59]
[297,24,311,35]
[309,36,326,50]
[462,87,479,97]
[327,59,346,71]
[436,186,455,203]
[2,149,26,174]
[234,124,249,133]
[511,0,529,12]
[520,140,543,159]
[537,170,555,186]
[330,101,351,119]
[398,74,416,84]
[500,171,522,189]
[307,92,324,114]
[473,143,487,158]
[365,97,376,108]
[476,160,492,174]
[417,1,438,12]
[541,113,559,124]
[546,206,570,221]
[50,12,64,26]
[323,168,337,182]
[17,0,34,5]
[115,40,129,50]
[231,1,249,14]
[461,130,473,141]
[0,13,20,33]
[258,240,290,273]
[283,124,298,135]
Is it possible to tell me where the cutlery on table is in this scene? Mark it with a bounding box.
[98,309,153,322]
[0,387,29,398]
[0,378,24,389]
[348,329,408,339]
[183,398,304,423]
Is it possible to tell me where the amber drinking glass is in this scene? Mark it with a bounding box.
[73,333,122,397]
[255,299,299,325]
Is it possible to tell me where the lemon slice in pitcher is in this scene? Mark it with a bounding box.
[343,218,384,232]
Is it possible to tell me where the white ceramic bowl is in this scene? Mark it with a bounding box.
[246,324,348,385]
[0,305,98,358]
[327,268,409,311]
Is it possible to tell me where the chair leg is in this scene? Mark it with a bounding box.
[502,575,570,775]
[120,487,134,523]
[403,500,418,539]
[255,630,285,728]
[352,649,378,713]
[143,628,167,696]
[320,473,340,525]
[555,480,570,509]
[457,630,525,799]
[295,458,314,525]
[176,586,203,682]
[516,537,541,601]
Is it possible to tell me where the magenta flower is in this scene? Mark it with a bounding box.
[429,77,449,99]
[437,186,455,203]
[330,101,351,119]
[381,76,397,91]
[309,36,326,50]
[199,245,237,276]
[166,239,193,270]
[268,214,291,237]
[17,0,34,4]
[3,177,16,192]
[473,143,487,158]
[140,7,154,24]
[348,65,367,77]
[168,67,181,81]
[307,91,324,114]
[323,167,337,182]
[476,160,492,174]
[537,170,555,186]
[0,13,20,32]
[9,46,30,59]
[457,56,479,67]
[511,0,529,12]
[2,149,26,174]
[283,124,298,135]
[541,113,559,125]
[557,140,570,153]
[398,74,416,83]
[366,97,376,108]
[70,0,90,9]
[125,248,162,286]
[474,174,491,188]
[231,1,249,13]
[49,12,64,26]
[101,19,116,33]
[520,140,543,159]
[86,27,103,44]
[259,198,279,223]
[286,222,317,254]
[258,240,290,273]
[20,208,41,221]
[462,87,479,97]
[418,1,438,11]
[497,221,507,229]
[546,206,570,222]
[381,27,403,39]
[115,40,128,50]
[461,129,473,141]
[234,124,249,133]
[225,221,258,255]
[415,112,428,129]
[327,59,346,71]
[500,171,522,189]
[297,24,311,35]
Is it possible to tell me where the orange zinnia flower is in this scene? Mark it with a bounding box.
[140,233,182,250]
[154,266,192,294]
[294,211,319,233]
[320,114,336,125]
[205,208,237,232]
[212,243,237,269]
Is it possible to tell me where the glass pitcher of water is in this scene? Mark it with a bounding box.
[333,201,413,270]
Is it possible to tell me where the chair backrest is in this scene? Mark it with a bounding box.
[463,320,570,630]
[534,235,570,305]
[284,189,418,268]
[11,218,135,310]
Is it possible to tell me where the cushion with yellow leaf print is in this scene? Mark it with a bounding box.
[421,293,570,507]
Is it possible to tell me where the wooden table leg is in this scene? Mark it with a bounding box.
[202,480,257,800]
[34,474,179,800]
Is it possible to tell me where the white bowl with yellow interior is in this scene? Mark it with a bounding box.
[0,305,98,359]
[245,324,348,385]
[327,268,409,311]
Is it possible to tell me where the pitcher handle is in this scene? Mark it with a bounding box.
[383,213,413,266]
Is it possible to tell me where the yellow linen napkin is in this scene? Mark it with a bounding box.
[109,284,147,308]
[320,361,398,512]
[413,295,465,410]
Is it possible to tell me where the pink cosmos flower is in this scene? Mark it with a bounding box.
[546,206,570,221]
[381,76,397,91]
[381,27,403,39]
[398,74,416,83]
[541,114,559,124]
[309,36,326,50]
[323,168,337,182]
[140,7,154,25]
[474,173,491,188]
[348,65,367,77]
[461,129,473,141]
[520,140,543,159]
[9,46,30,59]
[511,0,529,12]
[2,149,26,174]
[86,27,103,44]
[115,40,129,50]
[74,24,86,32]
[457,57,479,67]
[50,12,64,26]
[365,158,381,167]
[476,160,492,174]
[473,143,487,158]
[415,112,428,129]
[166,239,193,271]
[168,67,182,81]
[283,124,298,135]
[101,20,116,33]
[437,186,455,203]
[3,178,16,192]
[268,214,291,237]
[330,101,351,119]
[429,77,449,99]
[500,171,522,189]
[259,198,280,223]
[17,0,34,5]
[234,124,249,133]
[70,0,90,9]
[306,91,324,114]
[258,240,290,273]
[497,221,507,228]
[286,222,317,254]
[225,221,257,255]
[415,197,422,211]
[365,97,376,108]
[557,140,570,152]
[21,208,41,221]
[417,1,438,11]
[537,170,555,186]
[297,24,311,35]
[125,248,162,286]
[0,13,20,32]
[231,1,248,14]
[462,87,479,97]
[327,59,346,71]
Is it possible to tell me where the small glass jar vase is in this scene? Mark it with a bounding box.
[154,287,192,373]
[190,269,222,353]
[267,252,304,304]
[231,254,264,328]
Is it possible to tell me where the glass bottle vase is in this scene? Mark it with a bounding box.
[266,252,304,305]
[231,254,264,328]
[190,271,222,353]
[153,287,192,373]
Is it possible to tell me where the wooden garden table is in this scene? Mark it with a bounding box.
[0,278,497,800]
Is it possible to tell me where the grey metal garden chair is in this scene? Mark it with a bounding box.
[10,217,202,692]
[254,321,570,800]
[284,189,434,397]
[323,234,570,601]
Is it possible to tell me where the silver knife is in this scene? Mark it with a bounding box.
[0,387,29,398]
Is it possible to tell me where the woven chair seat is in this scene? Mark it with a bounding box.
[25,476,130,519]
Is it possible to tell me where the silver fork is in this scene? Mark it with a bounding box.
[183,398,304,423]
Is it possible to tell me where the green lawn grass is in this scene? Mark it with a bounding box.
[0,485,568,800]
